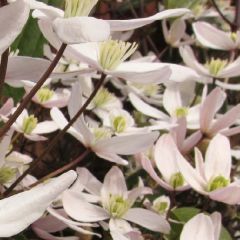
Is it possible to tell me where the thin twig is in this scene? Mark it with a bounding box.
[0,48,9,99]
[3,73,106,197]
[211,0,235,30]
[29,149,90,188]
[0,43,67,139]
[234,0,240,31]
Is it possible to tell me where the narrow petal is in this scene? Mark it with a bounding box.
[209,104,240,135]
[123,208,170,234]
[129,92,169,120]
[108,8,191,31]
[53,17,110,44]
[32,121,58,134]
[112,62,171,84]
[62,190,109,222]
[0,0,30,55]
[0,171,77,237]
[200,87,226,133]
[219,56,240,78]
[204,134,231,181]
[95,151,129,165]
[193,22,234,50]
[95,132,159,155]
[180,213,215,240]
[210,212,222,240]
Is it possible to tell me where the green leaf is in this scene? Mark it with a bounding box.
[220,227,232,240]
[3,85,25,104]
[171,207,200,222]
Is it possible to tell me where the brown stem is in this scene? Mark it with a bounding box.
[30,149,90,188]
[3,73,106,197]
[234,0,240,31]
[0,43,67,139]
[211,0,235,30]
[0,0,8,7]
[0,48,9,99]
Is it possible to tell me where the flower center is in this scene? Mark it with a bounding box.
[106,195,130,218]
[230,32,237,42]
[22,115,38,134]
[99,40,138,71]
[112,116,127,133]
[0,167,16,184]
[169,172,184,189]
[93,127,112,142]
[205,58,228,77]
[152,199,169,214]
[207,175,229,192]
[93,88,114,108]
[36,88,54,103]
[174,107,188,118]
[64,0,98,17]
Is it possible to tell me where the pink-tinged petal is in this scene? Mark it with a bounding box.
[209,104,240,135]
[0,170,77,238]
[62,190,109,222]
[76,168,102,196]
[200,87,226,133]
[32,6,63,20]
[154,134,179,183]
[163,85,182,116]
[53,17,110,44]
[210,212,222,240]
[209,182,240,204]
[108,8,191,31]
[111,62,171,84]
[169,19,186,44]
[128,186,152,205]
[123,208,171,234]
[221,125,240,137]
[180,130,203,153]
[0,0,30,55]
[140,153,174,191]
[95,151,129,165]
[216,80,240,91]
[180,213,215,240]
[129,92,169,120]
[0,98,14,117]
[179,46,209,76]
[95,132,159,155]
[6,57,50,87]
[24,133,47,142]
[32,121,58,134]
[193,22,234,50]
[170,118,187,149]
[176,150,207,194]
[194,148,206,180]
[218,56,240,78]
[101,166,127,199]
[204,134,231,181]
[68,82,93,145]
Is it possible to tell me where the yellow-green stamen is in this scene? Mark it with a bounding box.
[22,115,38,134]
[207,175,229,192]
[36,88,54,103]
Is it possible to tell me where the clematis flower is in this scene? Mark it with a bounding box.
[140,134,189,192]
[176,134,240,204]
[180,212,221,240]
[179,45,240,81]
[0,0,30,55]
[51,82,159,165]
[23,79,71,108]
[129,81,200,130]
[200,87,240,137]
[193,21,240,50]
[0,170,77,237]
[10,108,58,141]
[62,167,171,238]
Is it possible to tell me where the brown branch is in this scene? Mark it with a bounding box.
[3,73,106,197]
[0,43,67,139]
[0,48,9,99]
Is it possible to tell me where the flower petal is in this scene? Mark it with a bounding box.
[0,0,30,55]
[53,17,110,44]
[123,208,170,234]
[0,171,77,237]
[108,8,191,31]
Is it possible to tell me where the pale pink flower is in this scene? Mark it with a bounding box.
[177,134,240,204]
[180,212,221,240]
[62,167,171,238]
